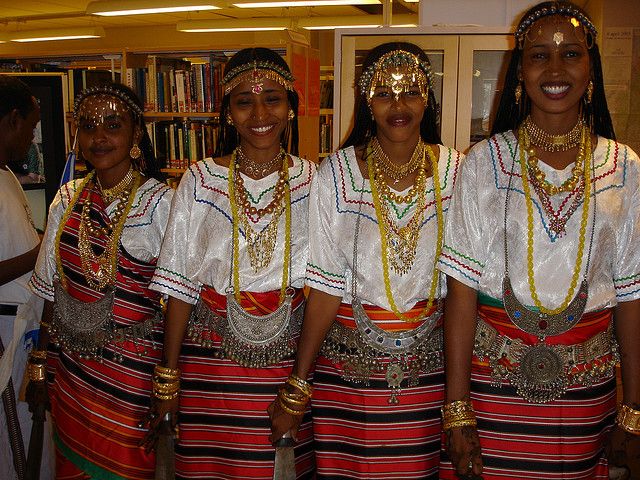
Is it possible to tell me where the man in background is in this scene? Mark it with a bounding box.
[0,75,48,479]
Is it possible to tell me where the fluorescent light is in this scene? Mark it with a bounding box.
[87,0,220,16]
[178,18,290,32]
[10,27,105,43]
[403,0,419,2]
[298,14,416,29]
[234,1,380,7]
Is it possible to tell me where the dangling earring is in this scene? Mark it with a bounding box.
[515,82,523,105]
[287,109,295,121]
[130,143,141,160]
[586,80,593,104]
[226,113,234,126]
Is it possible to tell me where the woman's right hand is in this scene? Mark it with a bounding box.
[445,425,484,479]
[267,396,304,444]
[140,396,179,452]
[25,379,50,413]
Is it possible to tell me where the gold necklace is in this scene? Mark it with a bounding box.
[237,146,285,179]
[371,137,425,183]
[97,165,134,203]
[56,171,140,291]
[368,142,444,322]
[228,150,291,303]
[523,115,583,152]
[230,148,288,272]
[518,127,592,315]
[524,128,586,196]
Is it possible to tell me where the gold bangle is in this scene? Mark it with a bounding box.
[27,363,46,382]
[617,404,640,435]
[286,374,313,398]
[154,391,179,401]
[278,397,305,416]
[154,364,181,378]
[153,383,180,394]
[278,388,309,407]
[29,350,47,362]
[443,418,478,431]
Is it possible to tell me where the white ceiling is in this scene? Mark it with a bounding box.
[0,1,418,34]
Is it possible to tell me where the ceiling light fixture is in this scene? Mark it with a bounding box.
[86,0,220,16]
[233,1,381,7]
[10,27,106,43]
[178,18,290,32]
[298,14,416,29]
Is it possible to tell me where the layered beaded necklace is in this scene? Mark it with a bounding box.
[237,145,286,179]
[367,140,444,323]
[228,148,291,303]
[56,169,140,291]
[232,147,288,271]
[371,137,425,184]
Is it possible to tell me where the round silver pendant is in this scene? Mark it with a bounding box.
[511,343,569,403]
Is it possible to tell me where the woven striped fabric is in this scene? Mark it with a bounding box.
[440,303,616,479]
[175,287,314,479]
[312,302,444,480]
[49,186,163,480]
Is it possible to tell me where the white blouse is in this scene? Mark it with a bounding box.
[438,132,640,312]
[150,156,315,304]
[30,177,173,302]
[306,145,463,311]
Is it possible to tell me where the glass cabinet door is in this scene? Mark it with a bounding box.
[456,35,514,152]
[335,30,459,150]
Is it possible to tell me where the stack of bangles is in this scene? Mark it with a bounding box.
[278,374,312,416]
[617,404,640,435]
[153,365,180,401]
[27,350,48,382]
[441,399,477,431]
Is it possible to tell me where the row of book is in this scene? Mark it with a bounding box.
[319,115,333,155]
[128,57,226,113]
[147,119,220,170]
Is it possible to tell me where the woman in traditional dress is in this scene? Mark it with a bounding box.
[268,41,463,479]
[146,47,315,479]
[438,2,640,479]
[27,82,173,479]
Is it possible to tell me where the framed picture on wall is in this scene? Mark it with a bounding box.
[0,72,69,209]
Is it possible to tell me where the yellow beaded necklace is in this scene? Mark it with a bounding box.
[228,150,291,304]
[367,141,443,323]
[518,126,592,315]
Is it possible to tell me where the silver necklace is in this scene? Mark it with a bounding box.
[237,146,285,178]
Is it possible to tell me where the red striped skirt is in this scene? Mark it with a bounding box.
[175,287,314,480]
[439,304,616,479]
[313,301,444,479]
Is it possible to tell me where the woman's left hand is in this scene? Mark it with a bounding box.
[606,425,640,478]
[139,396,179,453]
[267,397,304,444]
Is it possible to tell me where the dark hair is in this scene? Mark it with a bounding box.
[340,41,442,150]
[75,82,164,181]
[214,47,299,157]
[0,76,35,119]
[491,1,615,139]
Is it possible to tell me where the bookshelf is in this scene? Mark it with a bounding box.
[319,66,334,159]
[0,30,320,184]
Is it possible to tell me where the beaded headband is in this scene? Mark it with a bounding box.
[73,85,144,120]
[515,2,597,49]
[357,49,433,105]
[222,60,295,95]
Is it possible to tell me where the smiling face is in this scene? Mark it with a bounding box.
[520,16,591,124]
[76,94,139,179]
[228,77,289,158]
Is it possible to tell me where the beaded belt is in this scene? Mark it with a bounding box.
[474,316,618,402]
[187,288,304,368]
[321,302,443,403]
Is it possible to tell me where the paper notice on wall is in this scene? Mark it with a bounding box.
[604,84,630,114]
[603,28,633,57]
[603,56,632,83]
